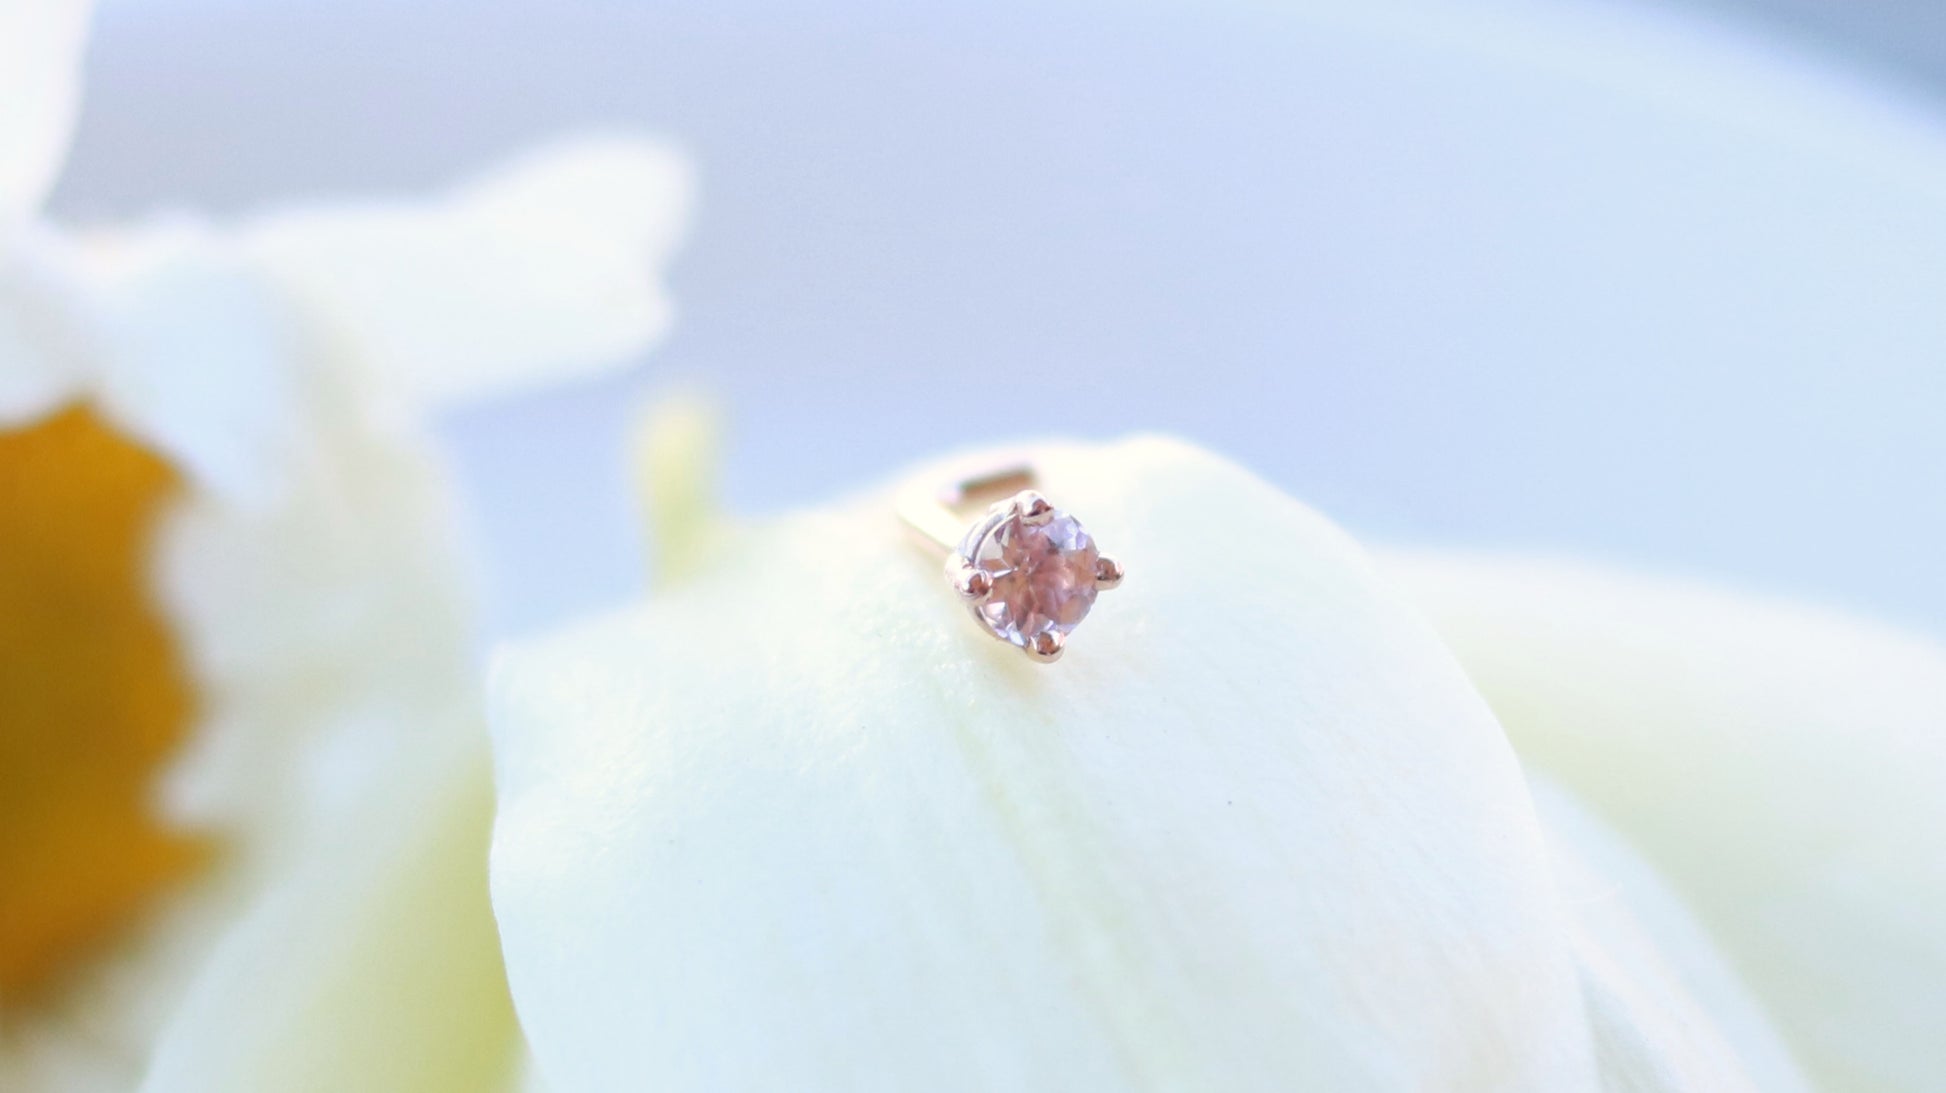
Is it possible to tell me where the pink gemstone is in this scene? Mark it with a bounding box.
[969,508,1101,649]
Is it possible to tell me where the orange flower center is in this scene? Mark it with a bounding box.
[0,404,210,1012]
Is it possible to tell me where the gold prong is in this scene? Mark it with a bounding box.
[1094,554,1124,590]
[953,565,994,603]
[1025,630,1065,663]
[1013,490,1054,525]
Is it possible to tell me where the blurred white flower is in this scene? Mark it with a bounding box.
[0,1,690,1088]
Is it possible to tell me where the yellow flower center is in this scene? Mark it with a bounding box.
[0,404,210,1012]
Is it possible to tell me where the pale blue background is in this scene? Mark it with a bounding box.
[52,0,1946,639]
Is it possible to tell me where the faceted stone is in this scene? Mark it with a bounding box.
[969,508,1101,649]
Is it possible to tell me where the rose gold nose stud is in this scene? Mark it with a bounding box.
[899,465,1123,663]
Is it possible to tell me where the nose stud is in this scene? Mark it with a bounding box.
[899,464,1123,664]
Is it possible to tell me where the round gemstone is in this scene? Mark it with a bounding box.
[969,509,1101,648]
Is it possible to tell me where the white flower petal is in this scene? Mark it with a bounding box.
[0,225,87,424]
[1527,775,1807,1092]
[44,219,486,850]
[239,134,693,409]
[66,221,308,506]
[0,134,668,1084]
[4,124,687,1085]
[1384,551,1946,1092]
[150,343,479,846]
[141,727,519,1093]
[489,437,1762,1091]
[0,0,91,228]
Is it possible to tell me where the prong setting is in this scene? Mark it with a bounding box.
[1012,490,1055,526]
[952,564,994,603]
[1094,554,1124,590]
[1026,630,1065,663]
[924,471,1120,665]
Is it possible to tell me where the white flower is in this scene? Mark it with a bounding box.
[477,435,1811,1091]
[0,1,691,1087]
[142,416,1944,1090]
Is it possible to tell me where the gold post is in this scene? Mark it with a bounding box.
[898,464,1038,555]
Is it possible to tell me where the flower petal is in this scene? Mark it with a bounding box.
[0,0,91,228]
[0,227,88,425]
[239,134,693,409]
[63,222,307,507]
[0,122,680,1085]
[1527,774,1807,1092]
[488,436,1759,1090]
[1385,552,1946,1092]
[140,727,518,1093]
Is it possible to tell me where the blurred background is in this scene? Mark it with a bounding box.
[50,0,1946,640]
